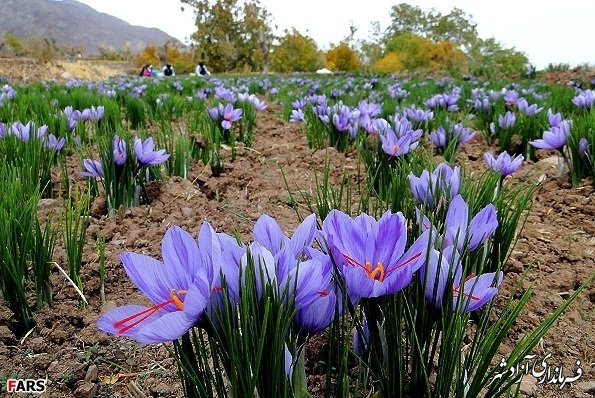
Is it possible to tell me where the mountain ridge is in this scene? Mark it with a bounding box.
[0,0,180,56]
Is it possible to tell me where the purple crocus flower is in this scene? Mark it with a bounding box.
[547,109,563,128]
[483,151,524,177]
[516,98,542,116]
[249,94,267,111]
[453,271,503,312]
[529,126,569,150]
[443,194,499,252]
[134,137,169,165]
[252,214,335,323]
[572,90,595,109]
[429,127,447,148]
[220,103,242,130]
[579,137,589,159]
[322,209,429,303]
[207,106,220,121]
[421,246,503,312]
[44,134,66,151]
[0,122,6,138]
[409,163,461,208]
[353,316,370,356]
[80,159,104,178]
[97,226,211,344]
[405,106,433,123]
[10,121,33,142]
[451,124,473,143]
[498,111,516,129]
[113,135,127,166]
[380,129,416,158]
[503,90,519,107]
[289,109,305,123]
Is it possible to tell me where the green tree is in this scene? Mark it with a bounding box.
[468,37,529,75]
[180,0,274,72]
[270,29,321,73]
[387,3,431,37]
[237,1,275,72]
[430,8,478,52]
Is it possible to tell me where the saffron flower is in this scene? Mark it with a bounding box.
[429,127,447,148]
[220,103,242,130]
[483,151,524,177]
[80,159,104,178]
[322,209,429,302]
[421,246,503,312]
[571,90,595,109]
[409,163,461,208]
[529,126,569,150]
[44,134,66,151]
[579,137,589,159]
[498,111,516,129]
[113,135,127,166]
[289,109,305,123]
[97,226,210,344]
[379,129,416,158]
[134,137,169,165]
[516,98,542,116]
[443,194,498,252]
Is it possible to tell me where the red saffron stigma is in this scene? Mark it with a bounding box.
[114,289,187,334]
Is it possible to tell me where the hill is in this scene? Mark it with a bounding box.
[0,0,180,56]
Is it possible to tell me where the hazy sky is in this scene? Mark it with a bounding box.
[76,0,595,69]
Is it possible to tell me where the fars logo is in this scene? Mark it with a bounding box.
[6,378,47,393]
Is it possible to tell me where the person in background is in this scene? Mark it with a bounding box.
[139,64,152,77]
[195,62,211,77]
[162,64,175,77]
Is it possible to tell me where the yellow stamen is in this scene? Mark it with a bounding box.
[170,289,188,310]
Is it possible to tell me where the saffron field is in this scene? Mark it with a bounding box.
[0,71,594,397]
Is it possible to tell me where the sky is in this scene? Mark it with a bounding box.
[75,0,595,69]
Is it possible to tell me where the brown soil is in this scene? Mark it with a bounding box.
[0,58,134,83]
[0,70,593,398]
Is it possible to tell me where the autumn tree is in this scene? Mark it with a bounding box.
[270,29,321,73]
[5,33,26,57]
[135,45,160,69]
[382,3,527,74]
[372,52,403,73]
[326,42,361,72]
[180,0,274,72]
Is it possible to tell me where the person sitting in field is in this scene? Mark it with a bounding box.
[195,62,211,77]
[139,64,153,77]
[162,64,175,77]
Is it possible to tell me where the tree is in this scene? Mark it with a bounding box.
[372,52,403,73]
[468,38,528,75]
[383,3,526,74]
[325,42,361,72]
[180,0,275,72]
[5,33,26,57]
[359,21,385,68]
[430,8,478,52]
[387,3,431,37]
[237,1,275,72]
[135,45,160,69]
[385,32,434,70]
[270,29,321,73]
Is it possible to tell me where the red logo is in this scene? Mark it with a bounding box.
[6,379,47,393]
